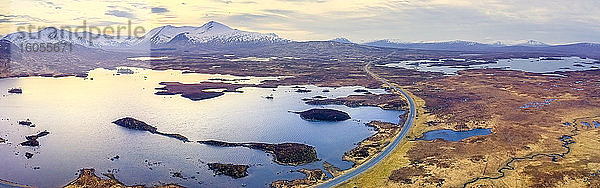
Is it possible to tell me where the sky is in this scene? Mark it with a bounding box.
[0,0,599,44]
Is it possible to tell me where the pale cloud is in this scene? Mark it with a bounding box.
[105,10,135,19]
[1,0,599,44]
[151,7,168,14]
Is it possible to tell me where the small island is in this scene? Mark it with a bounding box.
[113,117,189,142]
[198,140,319,166]
[8,88,22,94]
[113,117,157,132]
[20,130,50,147]
[207,163,249,179]
[155,82,248,101]
[295,89,312,93]
[18,119,34,127]
[295,109,351,122]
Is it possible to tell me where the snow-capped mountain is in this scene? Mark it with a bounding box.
[363,40,499,51]
[129,21,289,50]
[329,37,353,44]
[363,39,556,50]
[1,27,132,48]
[0,21,290,51]
[512,40,549,47]
[362,39,600,58]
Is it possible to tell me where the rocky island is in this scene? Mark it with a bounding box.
[20,130,50,147]
[295,109,351,122]
[207,163,249,179]
[113,117,189,142]
[198,140,319,166]
[8,88,22,94]
[113,118,157,132]
[18,119,34,127]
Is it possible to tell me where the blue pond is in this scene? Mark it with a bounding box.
[418,128,492,142]
[582,122,591,128]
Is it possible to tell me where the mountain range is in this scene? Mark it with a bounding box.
[1,21,288,52]
[361,39,600,58]
[1,21,599,57]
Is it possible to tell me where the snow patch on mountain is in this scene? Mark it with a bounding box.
[330,37,353,44]
[2,27,133,48]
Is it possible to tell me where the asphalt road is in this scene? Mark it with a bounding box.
[316,62,417,188]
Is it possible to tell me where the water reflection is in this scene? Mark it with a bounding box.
[418,128,492,142]
[379,57,599,75]
[0,68,401,187]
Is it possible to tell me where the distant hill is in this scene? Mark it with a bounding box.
[362,40,600,58]
[363,40,504,51]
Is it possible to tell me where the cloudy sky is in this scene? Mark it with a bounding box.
[1,0,599,44]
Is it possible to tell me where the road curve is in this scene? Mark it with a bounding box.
[316,62,417,188]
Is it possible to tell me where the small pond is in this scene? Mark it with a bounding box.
[418,128,492,142]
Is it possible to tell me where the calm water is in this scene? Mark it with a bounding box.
[418,128,492,142]
[379,57,599,75]
[0,68,402,187]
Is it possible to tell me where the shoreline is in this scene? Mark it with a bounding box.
[0,179,31,188]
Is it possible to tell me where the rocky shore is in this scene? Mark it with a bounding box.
[344,121,402,165]
[295,109,351,122]
[323,161,343,177]
[207,163,249,179]
[64,169,183,188]
[270,169,328,188]
[198,140,319,166]
[113,117,189,142]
